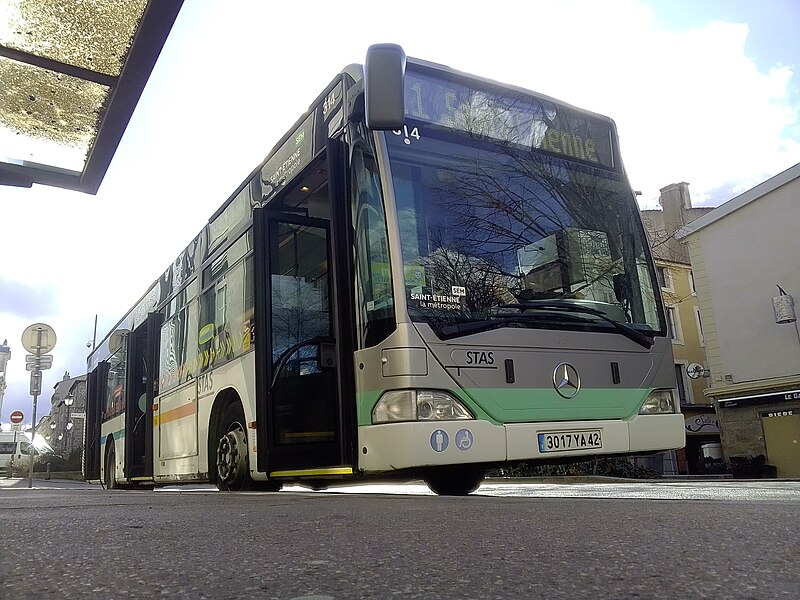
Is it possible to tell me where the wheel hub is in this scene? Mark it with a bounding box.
[217,427,246,484]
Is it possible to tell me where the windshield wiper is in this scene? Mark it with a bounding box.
[497,301,655,348]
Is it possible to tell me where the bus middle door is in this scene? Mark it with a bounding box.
[123,312,160,482]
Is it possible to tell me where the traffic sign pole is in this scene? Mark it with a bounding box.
[29,329,42,488]
[21,323,56,489]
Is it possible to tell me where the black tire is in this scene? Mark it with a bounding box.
[105,444,118,490]
[304,480,329,491]
[424,466,484,496]
[214,402,253,491]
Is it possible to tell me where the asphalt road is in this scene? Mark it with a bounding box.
[1,479,798,599]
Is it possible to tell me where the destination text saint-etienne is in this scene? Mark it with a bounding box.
[540,127,600,164]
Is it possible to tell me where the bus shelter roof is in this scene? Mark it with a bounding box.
[0,0,183,195]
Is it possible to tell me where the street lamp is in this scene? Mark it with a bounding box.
[773,285,796,323]
[63,393,75,452]
[773,284,800,360]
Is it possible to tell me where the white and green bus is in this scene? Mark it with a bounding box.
[84,44,684,495]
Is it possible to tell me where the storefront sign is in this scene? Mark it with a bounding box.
[684,413,720,434]
[760,409,796,418]
[718,389,800,409]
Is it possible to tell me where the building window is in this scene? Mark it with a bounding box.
[666,306,683,343]
[656,266,673,291]
[694,307,705,346]
[674,363,690,404]
[688,270,696,296]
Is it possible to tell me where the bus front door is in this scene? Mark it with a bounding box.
[264,214,342,473]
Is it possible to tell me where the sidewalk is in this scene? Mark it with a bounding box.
[0,476,94,489]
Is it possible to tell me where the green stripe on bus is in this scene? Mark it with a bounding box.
[102,430,125,445]
[357,388,651,427]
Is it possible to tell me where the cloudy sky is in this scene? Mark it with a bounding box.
[2,0,799,424]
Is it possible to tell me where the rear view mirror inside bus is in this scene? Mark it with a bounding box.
[613,273,628,302]
[364,43,406,130]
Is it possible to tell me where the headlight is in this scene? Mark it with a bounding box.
[639,389,676,414]
[372,390,473,424]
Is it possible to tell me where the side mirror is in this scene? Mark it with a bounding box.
[364,43,406,130]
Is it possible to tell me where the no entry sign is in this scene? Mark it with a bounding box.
[10,410,24,424]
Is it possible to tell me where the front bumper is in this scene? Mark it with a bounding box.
[357,414,686,472]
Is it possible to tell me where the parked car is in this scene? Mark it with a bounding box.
[0,432,35,474]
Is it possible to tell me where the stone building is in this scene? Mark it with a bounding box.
[642,182,714,264]
[677,163,800,477]
[641,183,718,473]
[642,183,714,402]
[45,371,87,455]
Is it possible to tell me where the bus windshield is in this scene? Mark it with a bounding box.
[385,124,662,336]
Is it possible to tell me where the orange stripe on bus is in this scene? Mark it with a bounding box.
[159,402,196,425]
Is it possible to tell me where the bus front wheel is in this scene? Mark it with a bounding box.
[424,466,484,496]
[215,403,252,491]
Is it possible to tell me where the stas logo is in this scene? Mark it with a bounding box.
[450,349,496,367]
[465,351,494,365]
[196,372,214,395]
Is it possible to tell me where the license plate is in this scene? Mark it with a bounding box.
[538,430,603,453]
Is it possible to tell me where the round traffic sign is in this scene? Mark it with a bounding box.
[21,323,56,354]
[10,410,24,424]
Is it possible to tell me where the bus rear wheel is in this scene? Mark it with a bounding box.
[105,444,117,490]
[424,466,484,496]
[215,403,252,491]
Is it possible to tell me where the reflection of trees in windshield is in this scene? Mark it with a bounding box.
[390,131,660,329]
[442,154,633,301]
[418,233,513,314]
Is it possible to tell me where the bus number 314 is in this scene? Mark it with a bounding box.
[392,126,421,145]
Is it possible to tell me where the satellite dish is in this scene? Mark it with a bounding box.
[687,363,707,379]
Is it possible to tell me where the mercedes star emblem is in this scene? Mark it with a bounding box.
[553,362,581,398]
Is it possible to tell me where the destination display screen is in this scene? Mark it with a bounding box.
[260,81,344,202]
[403,70,616,169]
